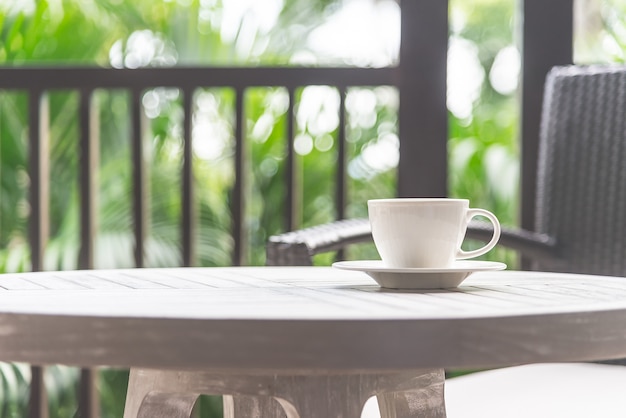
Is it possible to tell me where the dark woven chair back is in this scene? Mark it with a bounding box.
[534,65,626,276]
[266,65,626,273]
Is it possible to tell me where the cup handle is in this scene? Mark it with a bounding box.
[456,208,501,260]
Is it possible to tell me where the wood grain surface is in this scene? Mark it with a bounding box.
[0,267,625,372]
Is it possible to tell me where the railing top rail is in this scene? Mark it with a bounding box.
[0,66,399,90]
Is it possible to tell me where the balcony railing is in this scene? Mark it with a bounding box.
[0,64,408,418]
[0,0,574,416]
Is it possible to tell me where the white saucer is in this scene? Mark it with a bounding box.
[332,260,507,289]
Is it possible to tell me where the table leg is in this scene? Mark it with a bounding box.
[123,368,446,418]
[223,395,286,418]
[376,374,447,417]
[123,369,197,418]
[269,374,372,418]
[261,370,447,418]
[363,368,447,418]
[136,392,198,418]
[123,369,284,418]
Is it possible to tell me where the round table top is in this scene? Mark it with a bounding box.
[1,267,626,372]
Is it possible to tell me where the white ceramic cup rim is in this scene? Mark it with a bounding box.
[368,198,469,205]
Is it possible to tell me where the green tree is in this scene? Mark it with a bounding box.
[0,1,350,416]
[4,0,620,416]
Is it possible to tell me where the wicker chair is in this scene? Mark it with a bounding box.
[268,65,626,276]
[266,64,626,417]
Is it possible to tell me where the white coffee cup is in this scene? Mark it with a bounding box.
[368,198,501,268]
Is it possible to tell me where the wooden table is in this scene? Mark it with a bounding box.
[1,267,626,417]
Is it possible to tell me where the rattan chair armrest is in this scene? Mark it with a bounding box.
[466,221,560,264]
[266,218,560,267]
[266,218,371,266]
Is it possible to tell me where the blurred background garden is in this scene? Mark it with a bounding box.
[0,0,624,416]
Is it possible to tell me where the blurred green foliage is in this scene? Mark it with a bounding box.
[0,0,621,416]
